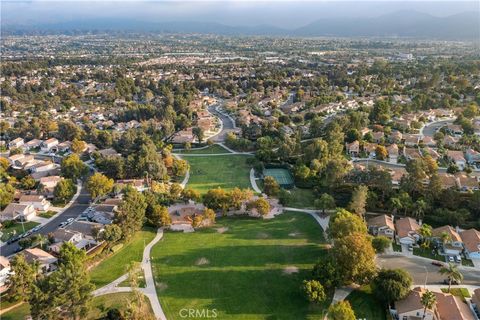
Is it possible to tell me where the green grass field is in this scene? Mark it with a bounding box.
[176,144,231,154]
[151,212,329,320]
[346,285,387,320]
[185,154,253,194]
[283,188,317,209]
[90,229,156,288]
[1,293,152,320]
[0,221,40,241]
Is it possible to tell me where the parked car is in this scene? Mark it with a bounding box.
[408,245,413,251]
[455,255,462,263]
[67,218,74,223]
[448,256,455,263]
[431,261,444,267]
[59,222,68,228]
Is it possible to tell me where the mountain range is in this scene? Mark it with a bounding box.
[3,10,479,40]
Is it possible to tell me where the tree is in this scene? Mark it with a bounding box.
[20,176,36,190]
[248,197,271,216]
[61,154,88,180]
[348,185,368,219]
[102,224,123,243]
[203,208,216,224]
[333,232,377,284]
[7,254,37,302]
[71,138,87,154]
[302,280,326,304]
[311,254,341,289]
[58,120,83,141]
[53,179,76,203]
[372,236,391,253]
[372,269,412,306]
[169,183,183,201]
[263,176,280,197]
[147,205,171,227]
[172,159,189,177]
[30,242,94,320]
[314,193,336,213]
[412,199,428,219]
[181,188,200,203]
[115,187,147,239]
[328,301,356,320]
[192,127,204,143]
[375,145,388,160]
[418,224,433,247]
[203,188,230,212]
[86,172,114,200]
[0,183,15,209]
[328,209,367,240]
[228,188,252,210]
[420,290,436,320]
[439,263,463,292]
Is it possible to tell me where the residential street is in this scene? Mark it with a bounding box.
[207,103,236,142]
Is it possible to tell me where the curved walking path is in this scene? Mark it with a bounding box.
[249,169,262,193]
[92,228,166,320]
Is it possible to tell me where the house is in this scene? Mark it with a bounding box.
[387,144,399,164]
[443,135,459,148]
[395,217,420,245]
[346,140,360,157]
[446,150,466,170]
[389,131,403,143]
[431,225,463,255]
[8,137,24,149]
[460,229,480,259]
[97,148,121,158]
[41,138,59,152]
[39,176,62,197]
[362,142,377,159]
[65,221,103,241]
[22,139,43,151]
[404,147,422,161]
[9,154,34,169]
[0,204,36,222]
[438,173,459,189]
[49,229,83,253]
[0,256,11,288]
[19,194,51,211]
[403,134,420,147]
[421,136,436,147]
[372,131,384,143]
[465,148,480,165]
[446,124,463,136]
[456,174,479,191]
[472,288,480,311]
[56,141,72,153]
[394,287,475,320]
[23,248,57,273]
[367,214,395,239]
[115,179,148,192]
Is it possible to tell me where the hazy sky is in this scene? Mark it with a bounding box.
[2,1,479,28]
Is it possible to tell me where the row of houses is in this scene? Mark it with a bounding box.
[368,214,480,259]
[0,194,51,222]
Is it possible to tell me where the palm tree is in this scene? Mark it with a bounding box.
[440,231,452,245]
[418,224,432,248]
[439,262,463,292]
[389,197,403,215]
[412,199,428,219]
[421,290,436,319]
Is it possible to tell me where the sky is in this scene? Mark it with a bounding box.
[2,1,479,28]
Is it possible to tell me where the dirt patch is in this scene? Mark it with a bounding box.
[156,282,168,292]
[216,227,229,233]
[256,232,270,239]
[283,266,299,275]
[195,257,210,266]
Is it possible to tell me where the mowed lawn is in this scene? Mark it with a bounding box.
[90,228,156,288]
[185,155,253,194]
[151,212,329,320]
[346,285,387,320]
[176,144,231,155]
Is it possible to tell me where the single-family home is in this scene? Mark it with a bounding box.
[0,256,11,288]
[19,194,51,211]
[446,124,463,136]
[65,221,103,241]
[403,134,420,147]
[346,140,360,157]
[362,142,377,159]
[389,131,403,143]
[421,136,436,147]
[22,139,43,151]
[395,217,420,245]
[23,248,57,273]
[115,179,148,192]
[49,229,83,253]
[367,214,395,239]
[431,225,463,255]
[460,229,480,259]
[39,176,62,197]
[456,174,479,191]
[387,144,399,164]
[8,137,24,149]
[465,148,480,165]
[446,150,466,170]
[41,138,59,152]
[0,203,36,222]
[56,141,72,153]
[97,148,121,158]
[372,131,384,143]
[443,135,460,148]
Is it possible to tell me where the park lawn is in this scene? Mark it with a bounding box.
[151,212,330,320]
[176,144,230,155]
[89,228,156,288]
[185,154,253,194]
[282,188,317,209]
[346,285,387,320]
[1,293,153,320]
[0,221,39,241]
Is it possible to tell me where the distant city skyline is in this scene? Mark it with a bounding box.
[2,1,479,29]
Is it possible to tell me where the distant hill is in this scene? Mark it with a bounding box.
[3,10,479,39]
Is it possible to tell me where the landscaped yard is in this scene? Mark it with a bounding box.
[89,228,156,288]
[38,210,56,219]
[346,285,387,320]
[0,221,40,241]
[413,246,443,262]
[185,154,253,194]
[176,144,231,155]
[151,212,330,320]
[1,293,152,320]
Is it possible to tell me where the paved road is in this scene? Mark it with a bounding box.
[0,185,91,257]
[421,119,454,138]
[207,103,236,142]
[377,254,480,286]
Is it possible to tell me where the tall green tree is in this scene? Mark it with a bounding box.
[372,269,412,306]
[314,193,336,214]
[54,179,76,203]
[86,172,114,199]
[348,185,368,219]
[439,263,463,292]
[328,301,356,320]
[328,209,367,240]
[115,187,147,239]
[7,254,38,302]
[61,154,88,180]
[421,290,436,319]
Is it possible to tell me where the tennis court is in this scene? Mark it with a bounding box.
[263,168,294,188]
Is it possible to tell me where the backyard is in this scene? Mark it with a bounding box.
[184,154,253,194]
[150,212,330,320]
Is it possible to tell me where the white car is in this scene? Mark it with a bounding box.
[448,256,455,263]
[67,218,74,223]
[455,255,462,263]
